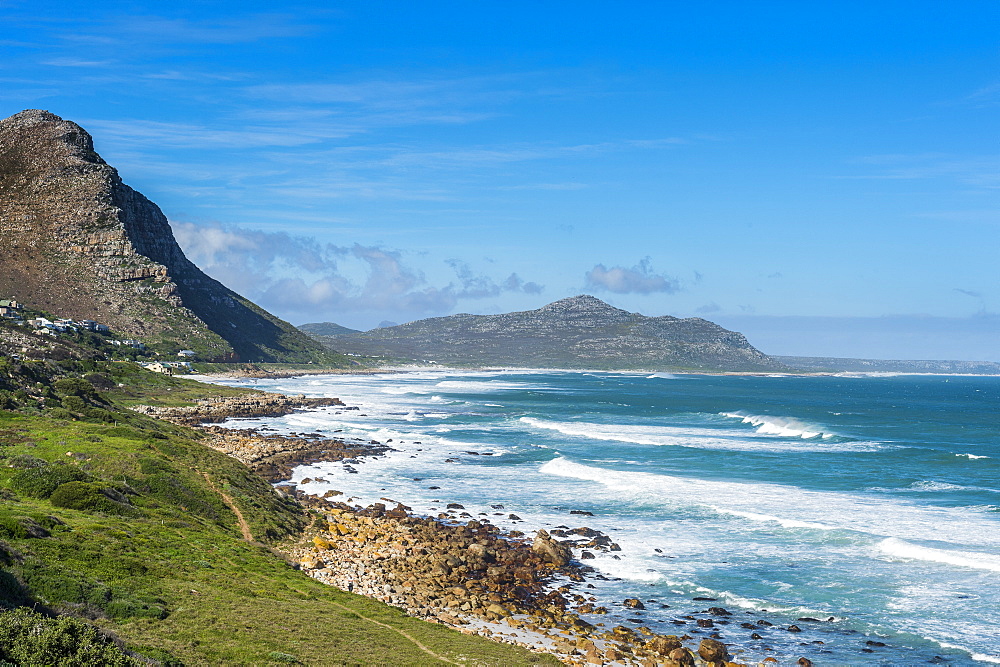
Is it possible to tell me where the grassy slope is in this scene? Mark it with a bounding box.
[0,365,554,665]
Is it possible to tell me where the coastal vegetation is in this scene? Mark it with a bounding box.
[0,357,555,665]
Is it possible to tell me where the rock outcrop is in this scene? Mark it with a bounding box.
[132,391,344,426]
[305,295,786,371]
[0,109,338,363]
[287,499,738,665]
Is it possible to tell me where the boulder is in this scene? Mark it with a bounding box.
[668,647,696,666]
[532,529,572,567]
[646,635,683,655]
[698,638,729,662]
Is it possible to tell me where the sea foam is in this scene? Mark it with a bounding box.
[720,412,836,439]
[878,538,1000,572]
[539,457,1000,547]
[521,416,879,453]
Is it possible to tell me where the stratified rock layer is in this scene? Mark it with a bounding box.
[0,109,335,362]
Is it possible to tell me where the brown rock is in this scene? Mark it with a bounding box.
[531,529,572,567]
[646,635,683,655]
[668,647,696,666]
[698,638,729,662]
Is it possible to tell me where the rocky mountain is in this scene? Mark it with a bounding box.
[297,322,360,337]
[0,109,338,363]
[777,356,1000,375]
[304,295,786,371]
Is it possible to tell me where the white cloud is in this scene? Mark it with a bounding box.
[585,257,681,294]
[173,221,544,323]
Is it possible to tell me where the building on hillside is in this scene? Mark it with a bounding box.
[177,350,196,358]
[0,299,21,318]
[141,362,173,375]
[163,361,192,372]
[80,320,110,333]
[28,317,65,333]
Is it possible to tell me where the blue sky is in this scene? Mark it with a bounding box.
[2,1,998,360]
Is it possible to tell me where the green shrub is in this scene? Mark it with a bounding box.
[142,474,220,522]
[83,407,117,423]
[52,378,99,400]
[10,464,90,499]
[49,482,128,515]
[138,457,175,476]
[0,607,144,666]
[61,395,87,413]
[0,519,27,540]
[46,407,75,421]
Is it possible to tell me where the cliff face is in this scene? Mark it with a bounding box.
[306,295,786,371]
[0,109,334,362]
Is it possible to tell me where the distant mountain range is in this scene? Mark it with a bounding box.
[775,356,1000,375]
[0,109,340,363]
[297,322,361,337]
[301,295,787,371]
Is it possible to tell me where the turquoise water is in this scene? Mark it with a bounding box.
[203,370,1000,664]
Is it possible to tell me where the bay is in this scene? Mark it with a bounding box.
[202,370,1000,665]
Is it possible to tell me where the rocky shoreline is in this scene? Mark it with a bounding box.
[132,390,345,425]
[139,387,830,666]
[198,365,387,379]
[283,492,763,666]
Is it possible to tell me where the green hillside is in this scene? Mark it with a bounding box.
[0,358,554,665]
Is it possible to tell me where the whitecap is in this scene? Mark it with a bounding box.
[878,538,1000,572]
[720,411,836,439]
[435,380,531,392]
[521,416,879,453]
[712,507,835,531]
[539,457,1000,547]
[931,639,1000,664]
[907,481,1000,494]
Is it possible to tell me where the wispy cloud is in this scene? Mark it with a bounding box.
[584,257,681,294]
[58,13,316,47]
[962,81,1000,106]
[850,153,1000,189]
[173,221,544,323]
[83,118,355,149]
[41,57,114,67]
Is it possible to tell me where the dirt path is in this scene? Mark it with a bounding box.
[199,475,457,664]
[200,471,254,542]
[326,599,461,666]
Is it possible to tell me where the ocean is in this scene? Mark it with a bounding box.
[200,370,1000,665]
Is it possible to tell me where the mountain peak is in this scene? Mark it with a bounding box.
[0,109,336,363]
[539,294,626,313]
[1,109,104,164]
